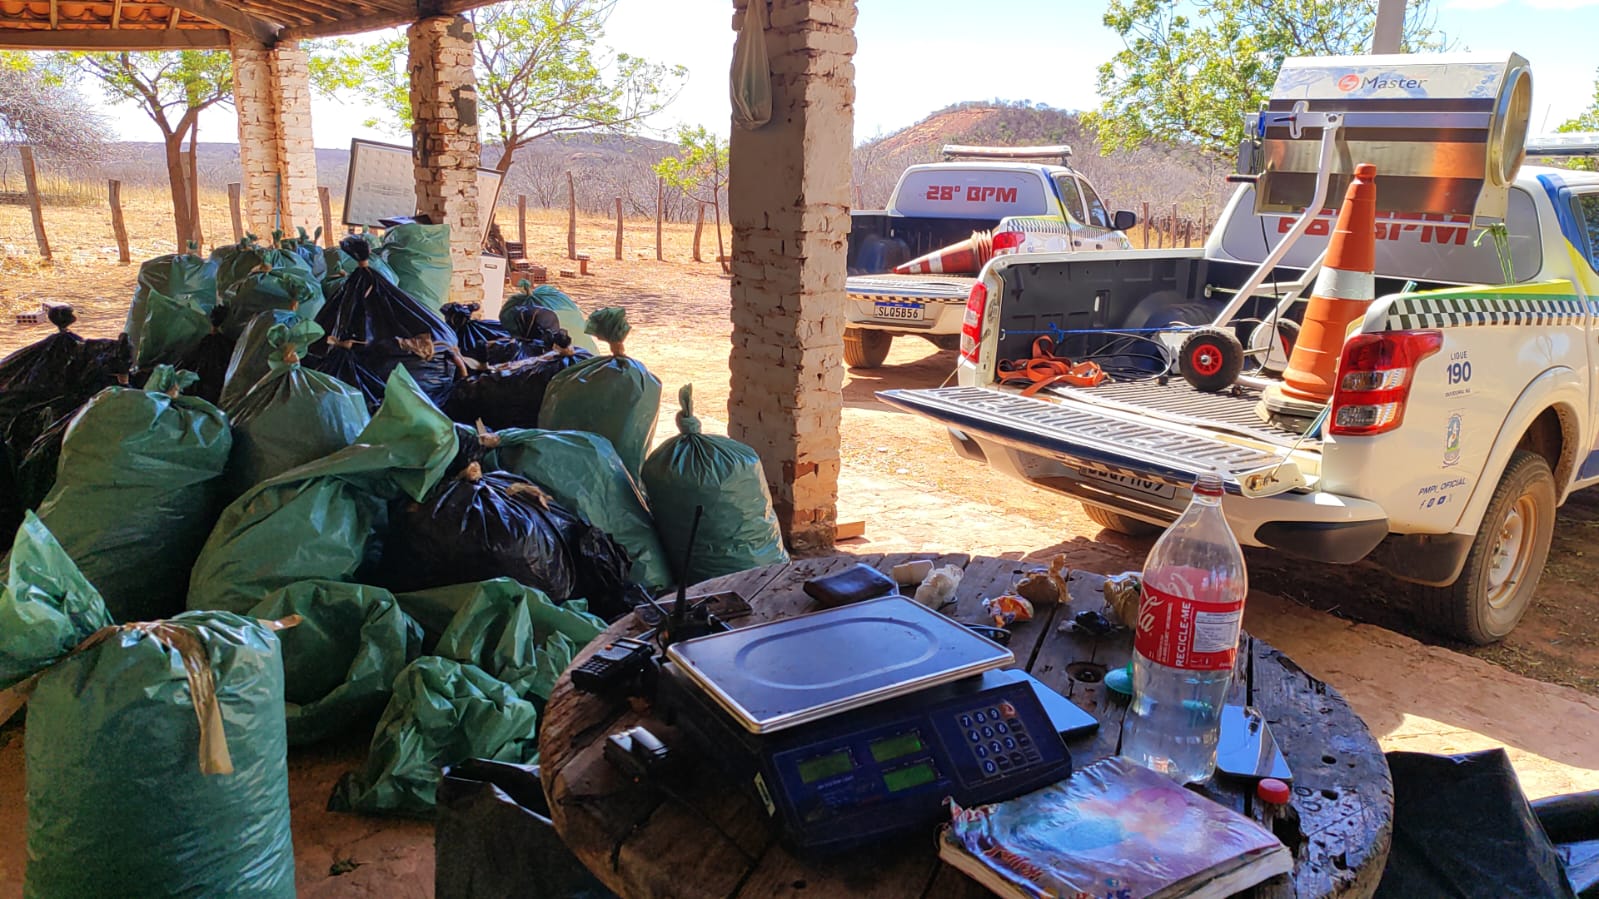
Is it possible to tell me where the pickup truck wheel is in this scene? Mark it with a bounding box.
[1177,328,1245,392]
[844,328,892,369]
[1427,450,1555,645]
[1081,502,1162,537]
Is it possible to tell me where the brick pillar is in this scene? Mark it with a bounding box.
[230,37,320,239]
[726,0,857,552]
[408,14,484,305]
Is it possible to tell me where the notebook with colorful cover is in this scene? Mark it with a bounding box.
[939,756,1292,899]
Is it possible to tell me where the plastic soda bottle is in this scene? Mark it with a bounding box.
[1120,472,1247,783]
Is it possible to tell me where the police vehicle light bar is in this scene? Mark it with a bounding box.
[941,144,1072,164]
[1524,132,1599,158]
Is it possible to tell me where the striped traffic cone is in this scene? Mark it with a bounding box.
[893,230,995,275]
[1265,163,1378,409]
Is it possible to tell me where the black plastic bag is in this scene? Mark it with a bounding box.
[442,302,511,364]
[446,339,591,430]
[310,236,458,411]
[0,307,129,426]
[1375,749,1577,899]
[380,463,634,619]
[178,306,236,406]
[436,760,618,899]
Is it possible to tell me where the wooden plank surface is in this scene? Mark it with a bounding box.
[543,556,1391,899]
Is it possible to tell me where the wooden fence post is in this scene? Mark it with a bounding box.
[317,186,334,246]
[1171,203,1179,249]
[614,196,623,260]
[693,202,705,262]
[1141,202,1150,249]
[18,145,50,261]
[227,183,243,242]
[1200,205,1209,243]
[655,177,664,262]
[1182,220,1192,248]
[517,194,527,251]
[566,172,577,260]
[108,179,130,264]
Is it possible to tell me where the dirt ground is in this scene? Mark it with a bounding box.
[1,194,1598,896]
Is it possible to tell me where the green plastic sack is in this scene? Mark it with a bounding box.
[34,366,232,622]
[226,320,371,494]
[382,223,454,309]
[499,281,595,353]
[330,655,539,817]
[641,384,788,583]
[538,308,661,481]
[212,233,316,298]
[127,250,218,368]
[280,227,329,280]
[21,610,294,899]
[188,366,458,615]
[0,511,113,689]
[322,234,397,302]
[248,579,421,746]
[487,428,673,589]
[220,309,302,413]
[220,268,324,340]
[396,578,603,701]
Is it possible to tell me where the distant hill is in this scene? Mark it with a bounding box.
[853,101,1233,222]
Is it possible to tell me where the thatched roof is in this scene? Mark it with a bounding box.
[0,0,498,49]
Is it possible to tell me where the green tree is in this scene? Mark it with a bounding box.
[64,50,232,248]
[654,125,729,264]
[312,0,683,176]
[1556,71,1599,171]
[1090,0,1446,158]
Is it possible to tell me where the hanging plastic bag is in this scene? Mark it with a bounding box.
[330,655,539,817]
[395,578,604,701]
[731,0,773,129]
[382,222,454,309]
[219,308,303,413]
[0,511,113,688]
[220,267,324,340]
[8,610,295,899]
[310,235,459,411]
[248,579,422,746]
[177,305,236,406]
[188,366,459,615]
[642,384,788,583]
[226,320,372,495]
[380,462,636,620]
[539,307,661,481]
[500,281,596,354]
[34,366,232,622]
[447,336,592,430]
[486,427,673,590]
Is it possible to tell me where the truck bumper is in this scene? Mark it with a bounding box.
[846,296,966,336]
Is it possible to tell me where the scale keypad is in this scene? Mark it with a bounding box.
[960,700,1042,777]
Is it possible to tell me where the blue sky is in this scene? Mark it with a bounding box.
[99,0,1599,148]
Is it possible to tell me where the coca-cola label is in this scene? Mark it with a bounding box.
[1134,583,1243,671]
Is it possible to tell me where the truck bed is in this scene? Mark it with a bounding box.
[1046,378,1320,449]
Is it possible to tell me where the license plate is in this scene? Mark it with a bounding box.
[873,300,925,321]
[1080,468,1177,499]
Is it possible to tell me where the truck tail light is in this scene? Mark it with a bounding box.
[960,282,987,364]
[991,230,1026,254]
[1328,330,1443,436]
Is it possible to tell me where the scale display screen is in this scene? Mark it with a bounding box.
[869,732,925,763]
[883,762,938,793]
[797,750,855,784]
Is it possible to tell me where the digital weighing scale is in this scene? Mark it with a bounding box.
[660,596,1093,854]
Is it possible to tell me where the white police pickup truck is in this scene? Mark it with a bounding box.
[880,53,1599,644]
[844,146,1136,368]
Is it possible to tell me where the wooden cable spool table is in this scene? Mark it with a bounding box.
[540,553,1393,899]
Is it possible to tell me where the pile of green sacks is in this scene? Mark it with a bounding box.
[0,512,294,898]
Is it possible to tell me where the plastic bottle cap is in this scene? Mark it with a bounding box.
[1257,778,1291,805]
[1103,666,1133,696]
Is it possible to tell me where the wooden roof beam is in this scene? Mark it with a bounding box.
[0,27,232,50]
[279,0,499,41]
[164,0,282,44]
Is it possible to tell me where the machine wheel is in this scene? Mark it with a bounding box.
[1422,450,1555,645]
[1247,318,1301,374]
[844,327,892,368]
[1177,327,1245,392]
[1081,502,1162,537]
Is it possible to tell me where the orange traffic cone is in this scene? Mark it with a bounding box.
[893,230,994,275]
[1271,163,1378,406]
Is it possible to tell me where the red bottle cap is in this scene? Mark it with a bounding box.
[1257,778,1291,805]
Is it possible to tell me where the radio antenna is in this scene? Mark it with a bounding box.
[671,505,705,639]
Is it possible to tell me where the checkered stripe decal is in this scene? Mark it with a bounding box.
[850,292,966,305]
[1385,295,1588,329]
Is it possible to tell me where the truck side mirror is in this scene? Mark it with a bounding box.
[1113,210,1138,232]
